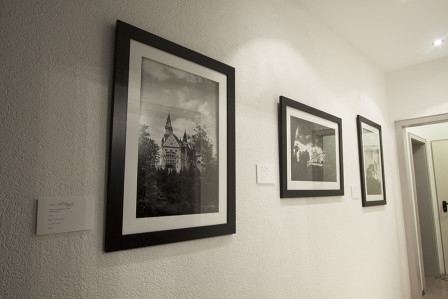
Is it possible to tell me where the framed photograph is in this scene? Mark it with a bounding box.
[356,115,386,206]
[279,96,344,198]
[105,20,235,252]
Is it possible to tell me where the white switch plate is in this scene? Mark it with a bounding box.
[351,185,361,199]
[256,163,275,184]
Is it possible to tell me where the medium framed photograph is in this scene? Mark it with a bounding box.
[105,20,235,252]
[356,115,386,206]
[279,96,344,198]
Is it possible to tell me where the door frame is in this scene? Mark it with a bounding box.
[409,133,442,277]
[431,139,448,274]
[395,113,448,298]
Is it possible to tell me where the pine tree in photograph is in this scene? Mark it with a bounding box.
[187,124,219,213]
[137,121,219,217]
[136,123,160,217]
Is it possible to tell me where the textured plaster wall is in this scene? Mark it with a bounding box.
[385,57,448,299]
[386,56,448,121]
[1,0,410,298]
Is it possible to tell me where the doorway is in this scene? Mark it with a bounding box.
[409,134,440,277]
[432,140,448,275]
[395,114,448,298]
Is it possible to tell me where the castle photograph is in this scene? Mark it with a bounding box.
[135,57,219,218]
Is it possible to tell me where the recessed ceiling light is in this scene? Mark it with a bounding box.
[432,39,444,46]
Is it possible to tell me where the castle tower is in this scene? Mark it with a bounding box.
[181,130,189,171]
[160,113,190,173]
[164,113,173,139]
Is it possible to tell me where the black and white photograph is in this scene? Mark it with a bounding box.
[362,128,382,195]
[137,57,219,218]
[279,96,344,198]
[357,115,386,206]
[290,116,337,182]
[105,21,235,252]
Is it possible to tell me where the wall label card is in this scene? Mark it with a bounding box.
[36,196,93,235]
[257,163,275,184]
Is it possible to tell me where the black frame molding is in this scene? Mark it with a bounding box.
[105,20,235,252]
[356,115,386,207]
[279,96,344,198]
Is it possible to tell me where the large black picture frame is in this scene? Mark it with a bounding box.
[356,115,386,207]
[105,20,235,252]
[279,96,344,198]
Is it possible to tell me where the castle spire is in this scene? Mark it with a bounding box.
[165,112,172,130]
[164,112,173,138]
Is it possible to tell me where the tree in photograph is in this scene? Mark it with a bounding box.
[188,125,215,170]
[187,124,219,212]
[178,167,197,214]
[137,122,219,217]
[136,123,160,217]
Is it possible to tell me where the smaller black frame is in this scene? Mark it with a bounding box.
[279,96,344,198]
[356,115,386,207]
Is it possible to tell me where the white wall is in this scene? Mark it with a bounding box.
[386,56,448,298]
[386,56,448,121]
[0,1,410,298]
[408,123,448,142]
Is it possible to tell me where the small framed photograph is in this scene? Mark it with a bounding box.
[356,115,386,206]
[105,20,235,252]
[279,96,344,198]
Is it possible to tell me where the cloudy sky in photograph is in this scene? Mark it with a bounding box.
[139,57,219,153]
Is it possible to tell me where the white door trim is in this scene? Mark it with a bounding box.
[394,113,448,298]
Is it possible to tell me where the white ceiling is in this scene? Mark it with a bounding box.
[297,0,448,72]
